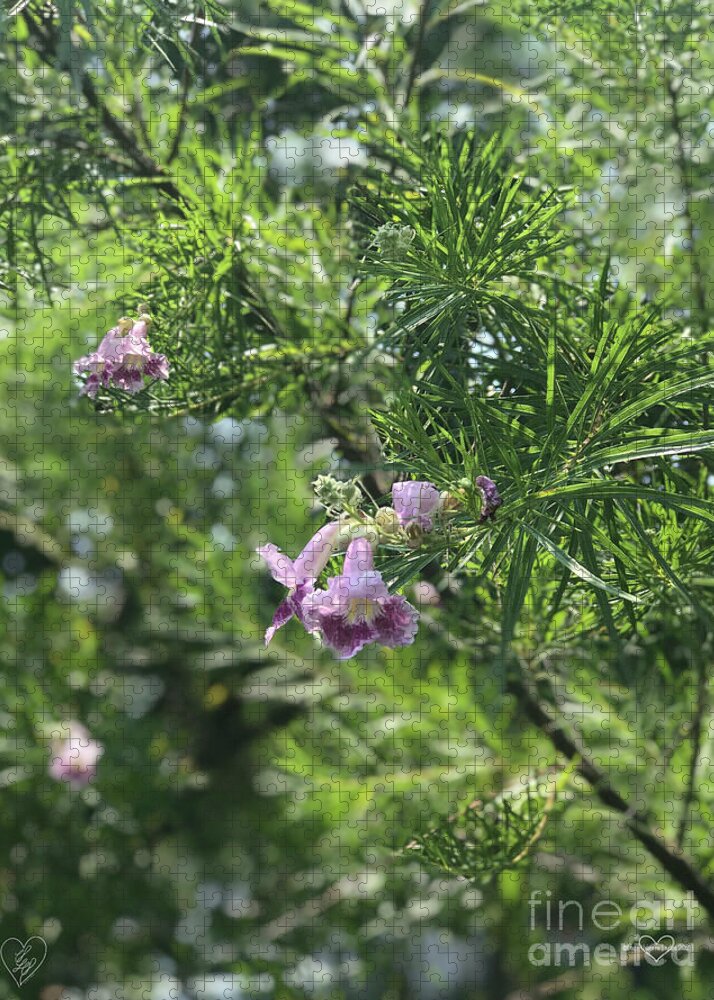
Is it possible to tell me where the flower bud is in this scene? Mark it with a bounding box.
[439,491,461,514]
[341,481,363,509]
[313,474,364,513]
[405,522,424,545]
[373,223,416,260]
[374,507,400,532]
[392,481,441,531]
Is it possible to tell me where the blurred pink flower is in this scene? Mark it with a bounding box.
[257,521,341,645]
[301,537,419,659]
[49,722,103,788]
[412,581,441,607]
[74,316,169,398]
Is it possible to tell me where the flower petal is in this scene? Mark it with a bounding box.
[342,536,375,576]
[318,613,376,659]
[79,373,101,398]
[373,595,420,648]
[112,366,145,393]
[144,354,170,380]
[475,476,502,521]
[392,481,441,529]
[265,595,296,645]
[299,587,333,632]
[292,522,341,582]
[256,544,298,588]
[328,570,389,607]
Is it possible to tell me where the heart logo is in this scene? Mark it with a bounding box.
[0,936,48,987]
[638,934,676,965]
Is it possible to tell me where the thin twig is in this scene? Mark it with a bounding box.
[402,0,430,110]
[664,67,710,428]
[677,651,709,848]
[167,21,199,165]
[22,9,184,205]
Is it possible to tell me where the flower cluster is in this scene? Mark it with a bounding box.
[258,480,439,659]
[73,311,169,399]
[49,721,103,788]
[258,476,501,660]
[259,527,419,659]
[258,475,502,658]
[372,222,416,259]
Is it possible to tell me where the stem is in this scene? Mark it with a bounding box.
[507,669,714,920]
[402,0,430,110]
[344,276,362,328]
[81,74,183,203]
[22,9,184,205]
[677,652,709,848]
[664,67,709,428]
[167,22,199,166]
[664,49,711,846]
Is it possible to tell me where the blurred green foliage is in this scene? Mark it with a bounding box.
[0,0,713,997]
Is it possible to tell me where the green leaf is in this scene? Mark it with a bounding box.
[519,521,639,602]
[579,429,714,472]
[528,483,714,527]
[501,529,539,645]
[596,372,714,438]
[404,772,563,882]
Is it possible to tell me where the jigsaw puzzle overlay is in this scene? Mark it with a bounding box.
[2,0,713,997]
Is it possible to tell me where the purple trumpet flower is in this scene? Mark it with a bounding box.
[391,480,442,531]
[49,722,103,788]
[301,537,419,660]
[257,522,341,645]
[475,476,502,522]
[74,316,169,398]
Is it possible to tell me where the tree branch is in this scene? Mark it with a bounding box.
[677,651,709,848]
[166,21,199,166]
[507,670,714,920]
[402,0,430,110]
[22,9,184,205]
[664,68,710,428]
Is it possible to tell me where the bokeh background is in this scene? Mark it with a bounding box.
[2,0,714,997]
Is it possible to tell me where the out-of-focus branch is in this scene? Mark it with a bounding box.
[507,669,714,920]
[21,8,184,204]
[664,68,710,428]
[677,650,710,848]
[167,21,200,165]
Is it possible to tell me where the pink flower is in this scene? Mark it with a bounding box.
[257,522,341,645]
[74,316,169,399]
[392,481,441,531]
[301,537,419,659]
[475,476,502,522]
[49,722,103,788]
